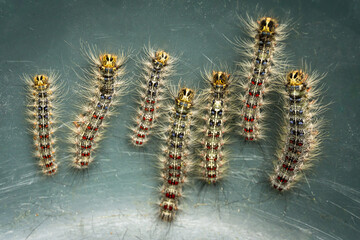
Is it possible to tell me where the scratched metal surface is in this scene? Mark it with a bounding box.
[0,0,359,239]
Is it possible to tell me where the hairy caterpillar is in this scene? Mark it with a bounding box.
[158,87,195,222]
[271,68,325,191]
[131,48,175,146]
[237,16,288,141]
[197,71,231,184]
[26,72,60,175]
[70,46,127,169]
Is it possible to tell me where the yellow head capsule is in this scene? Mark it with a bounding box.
[100,54,117,70]
[154,50,169,66]
[287,70,308,86]
[258,17,278,34]
[33,74,49,90]
[212,71,230,89]
[176,88,194,108]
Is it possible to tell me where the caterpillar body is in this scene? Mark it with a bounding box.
[70,48,127,169]
[158,87,195,222]
[237,16,287,141]
[131,49,175,146]
[271,69,325,191]
[197,71,231,184]
[26,73,60,175]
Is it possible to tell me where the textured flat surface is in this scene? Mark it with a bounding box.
[0,0,359,239]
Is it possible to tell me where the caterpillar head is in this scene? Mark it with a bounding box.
[258,17,278,34]
[176,88,194,108]
[33,74,49,89]
[287,70,307,86]
[212,71,230,89]
[100,54,117,70]
[154,50,169,66]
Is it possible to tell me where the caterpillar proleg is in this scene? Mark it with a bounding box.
[237,15,288,141]
[158,87,195,222]
[26,72,60,175]
[131,48,175,146]
[70,46,127,169]
[271,68,325,191]
[197,71,231,184]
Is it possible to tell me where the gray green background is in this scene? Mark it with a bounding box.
[0,0,359,239]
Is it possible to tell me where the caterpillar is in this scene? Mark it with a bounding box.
[237,15,288,141]
[26,72,60,175]
[158,87,195,222]
[197,71,231,184]
[70,46,127,169]
[271,68,325,191]
[131,48,175,146]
